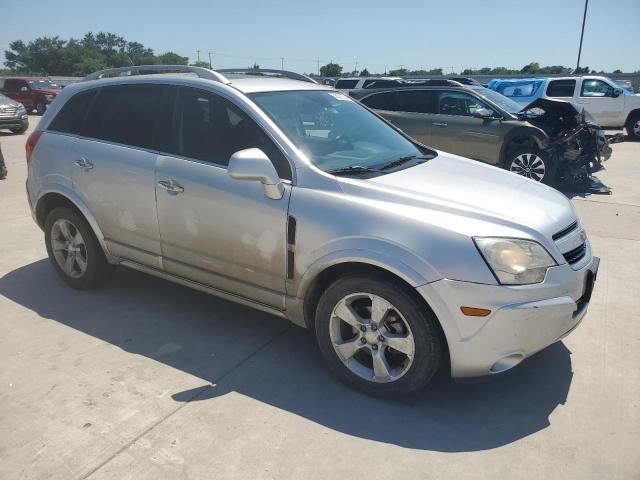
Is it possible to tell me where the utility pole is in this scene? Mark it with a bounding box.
[354,61,358,75]
[281,57,284,71]
[208,52,213,69]
[317,60,320,76]
[576,0,589,73]
[196,50,201,63]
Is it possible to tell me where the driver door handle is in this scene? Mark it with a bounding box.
[433,122,448,127]
[158,179,185,195]
[73,157,93,171]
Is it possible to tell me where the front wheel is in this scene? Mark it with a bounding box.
[44,207,112,289]
[10,123,28,134]
[315,276,444,398]
[504,147,556,186]
[35,101,46,116]
[626,112,640,140]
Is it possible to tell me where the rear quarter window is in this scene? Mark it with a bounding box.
[335,80,359,89]
[546,79,576,97]
[48,89,97,135]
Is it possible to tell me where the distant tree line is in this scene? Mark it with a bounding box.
[3,32,189,76]
[317,61,629,78]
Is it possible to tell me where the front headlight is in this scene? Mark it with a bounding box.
[18,104,26,112]
[474,237,556,285]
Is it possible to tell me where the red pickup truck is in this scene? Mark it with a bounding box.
[0,77,62,115]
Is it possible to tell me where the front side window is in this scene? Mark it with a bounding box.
[5,80,27,92]
[169,88,291,179]
[48,89,97,135]
[437,91,493,116]
[84,84,172,149]
[335,80,358,89]
[581,79,614,97]
[360,92,398,111]
[250,90,430,174]
[546,79,576,97]
[28,80,60,90]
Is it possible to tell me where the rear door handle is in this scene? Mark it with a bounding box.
[433,122,448,127]
[73,157,93,171]
[158,179,185,195]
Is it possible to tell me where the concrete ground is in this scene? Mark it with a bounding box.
[1,118,638,480]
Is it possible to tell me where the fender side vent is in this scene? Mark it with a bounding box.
[287,216,297,245]
[287,250,295,279]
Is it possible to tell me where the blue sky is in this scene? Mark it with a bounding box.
[2,0,639,73]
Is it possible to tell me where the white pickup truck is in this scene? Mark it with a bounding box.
[488,76,640,139]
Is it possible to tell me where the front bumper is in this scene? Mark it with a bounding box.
[0,116,28,129]
[417,254,599,378]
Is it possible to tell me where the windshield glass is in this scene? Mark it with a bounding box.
[249,90,428,174]
[473,87,524,114]
[28,80,60,90]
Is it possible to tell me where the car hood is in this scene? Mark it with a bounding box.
[337,151,576,242]
[0,95,21,108]
[34,89,61,95]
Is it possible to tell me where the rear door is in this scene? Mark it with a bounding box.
[576,78,625,126]
[431,90,504,163]
[360,90,433,145]
[72,83,174,268]
[545,79,577,101]
[154,87,291,309]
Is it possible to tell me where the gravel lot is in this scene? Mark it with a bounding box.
[1,117,639,480]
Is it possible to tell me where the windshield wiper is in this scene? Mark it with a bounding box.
[328,165,384,176]
[380,154,432,171]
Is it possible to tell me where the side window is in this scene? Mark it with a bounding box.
[546,79,576,97]
[394,90,436,114]
[581,80,614,97]
[360,92,398,111]
[170,88,291,180]
[437,91,492,116]
[48,90,97,134]
[4,79,21,92]
[362,79,377,87]
[84,84,172,149]
[335,80,358,89]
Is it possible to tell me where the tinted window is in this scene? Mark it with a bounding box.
[170,88,291,179]
[48,89,97,134]
[335,79,358,89]
[84,84,171,149]
[394,90,435,114]
[4,79,27,91]
[437,91,493,116]
[547,79,576,97]
[361,92,398,110]
[581,79,614,97]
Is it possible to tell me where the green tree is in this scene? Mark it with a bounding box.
[190,60,211,68]
[359,68,370,77]
[320,62,342,77]
[388,68,408,76]
[612,69,622,74]
[156,52,189,65]
[521,62,540,74]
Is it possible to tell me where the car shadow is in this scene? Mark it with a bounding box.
[0,259,574,452]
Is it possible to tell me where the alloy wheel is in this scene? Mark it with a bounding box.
[633,120,640,136]
[510,153,546,181]
[51,219,88,279]
[329,293,415,383]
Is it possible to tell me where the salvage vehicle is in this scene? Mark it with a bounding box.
[26,65,599,397]
[0,77,61,115]
[0,94,29,134]
[354,84,611,191]
[488,76,640,139]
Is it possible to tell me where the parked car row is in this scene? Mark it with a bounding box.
[0,77,62,116]
[348,80,611,191]
[0,93,29,134]
[26,65,599,397]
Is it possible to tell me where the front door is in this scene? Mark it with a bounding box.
[576,78,626,127]
[430,90,504,163]
[155,87,292,309]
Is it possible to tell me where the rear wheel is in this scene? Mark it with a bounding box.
[626,112,640,140]
[44,207,112,289]
[504,147,556,185]
[315,275,444,398]
[10,123,28,134]
[35,101,46,116]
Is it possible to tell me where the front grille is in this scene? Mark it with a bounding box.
[563,242,586,265]
[553,221,578,241]
[0,106,18,117]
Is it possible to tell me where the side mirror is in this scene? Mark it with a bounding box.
[472,107,495,119]
[228,148,284,200]
[612,87,623,98]
[20,86,28,92]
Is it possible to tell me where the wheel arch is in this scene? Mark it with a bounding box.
[500,126,547,166]
[625,108,640,126]
[35,188,114,262]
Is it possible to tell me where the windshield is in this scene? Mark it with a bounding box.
[473,87,524,115]
[28,80,60,90]
[250,90,429,174]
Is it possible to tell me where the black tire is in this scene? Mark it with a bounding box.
[44,207,112,289]
[503,146,557,186]
[625,112,640,140]
[315,275,444,398]
[35,101,46,116]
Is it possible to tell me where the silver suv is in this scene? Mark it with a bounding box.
[26,65,599,397]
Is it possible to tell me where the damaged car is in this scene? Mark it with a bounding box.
[354,84,611,191]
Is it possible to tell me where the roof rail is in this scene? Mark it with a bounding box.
[216,68,318,84]
[82,65,231,84]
